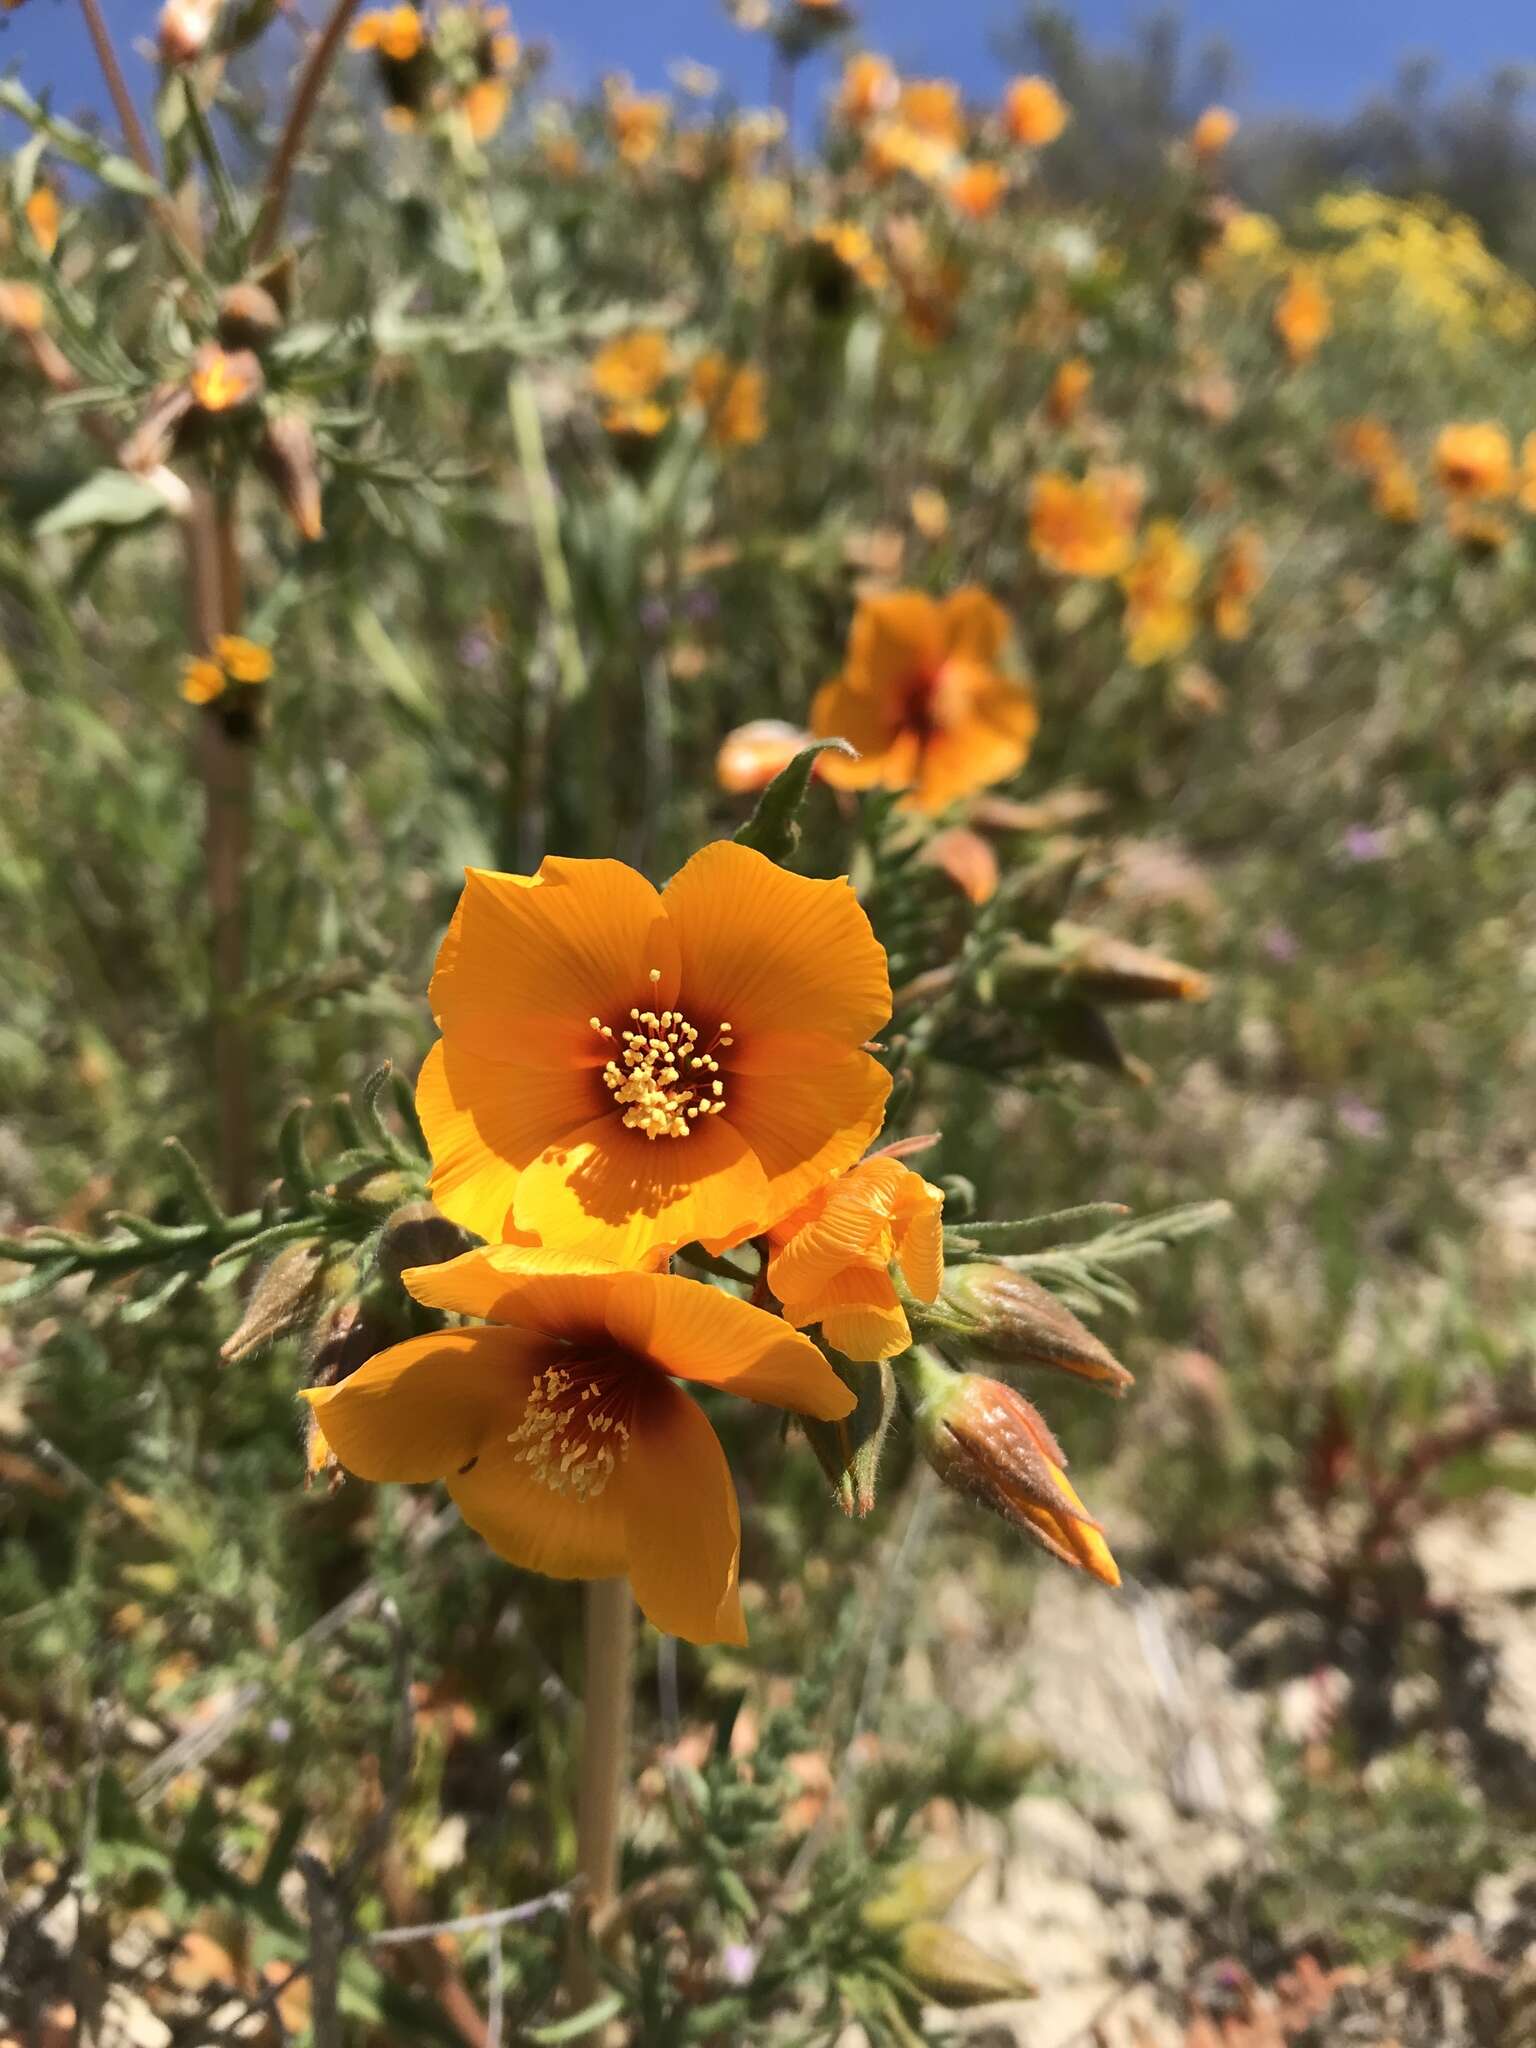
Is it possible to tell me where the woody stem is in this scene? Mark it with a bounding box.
[566,1577,634,2010]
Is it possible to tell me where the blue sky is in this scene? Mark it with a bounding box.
[4,0,1528,127]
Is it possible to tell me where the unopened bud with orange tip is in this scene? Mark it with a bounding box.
[189,343,265,416]
[1050,923,1211,1005]
[900,1348,1121,1585]
[256,413,325,544]
[217,282,285,352]
[917,1263,1133,1392]
[158,0,221,64]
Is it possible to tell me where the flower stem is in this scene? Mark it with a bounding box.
[566,1577,633,2011]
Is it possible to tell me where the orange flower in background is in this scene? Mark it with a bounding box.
[1121,520,1200,666]
[1003,75,1068,148]
[179,635,274,706]
[898,78,965,146]
[1519,432,1536,513]
[689,354,766,447]
[1273,268,1331,366]
[1373,461,1422,524]
[417,842,892,1264]
[810,220,888,293]
[1335,416,1399,476]
[350,4,425,60]
[812,588,1038,815]
[24,188,59,258]
[1211,525,1267,641]
[306,1248,854,1644]
[1028,469,1139,578]
[1045,356,1092,426]
[0,281,47,334]
[1434,422,1512,500]
[908,485,949,538]
[591,329,672,434]
[948,162,1008,221]
[767,1156,944,1362]
[918,824,999,904]
[865,120,956,186]
[188,343,263,413]
[1447,502,1511,554]
[716,720,811,794]
[608,87,669,165]
[1190,105,1237,159]
[836,51,897,126]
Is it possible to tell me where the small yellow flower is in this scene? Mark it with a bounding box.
[350,3,424,60]
[908,486,950,539]
[767,1157,945,1362]
[1434,421,1513,500]
[865,120,956,186]
[180,636,273,705]
[591,330,673,433]
[179,657,227,707]
[1273,267,1331,365]
[1003,75,1068,148]
[688,354,766,448]
[898,78,965,145]
[1190,105,1237,159]
[188,343,262,413]
[1373,461,1422,525]
[1120,520,1200,666]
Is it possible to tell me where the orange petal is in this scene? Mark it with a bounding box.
[813,1267,912,1362]
[810,675,900,787]
[430,859,680,1067]
[510,1109,770,1265]
[418,1038,596,1246]
[911,702,1036,815]
[604,1271,854,1419]
[402,1244,635,1331]
[662,841,891,1047]
[449,1433,628,1580]
[301,1328,543,1482]
[725,1050,892,1240]
[846,590,945,695]
[894,1177,945,1301]
[620,1383,746,1645]
[767,1157,902,1300]
[940,586,1012,666]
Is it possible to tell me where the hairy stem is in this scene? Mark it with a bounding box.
[251,0,365,262]
[76,0,160,189]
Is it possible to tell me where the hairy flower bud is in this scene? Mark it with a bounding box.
[863,1854,986,1932]
[1053,923,1211,1004]
[221,1240,328,1364]
[217,282,285,352]
[375,1200,473,1286]
[897,1921,1035,2006]
[926,1264,1133,1392]
[904,1350,1120,1585]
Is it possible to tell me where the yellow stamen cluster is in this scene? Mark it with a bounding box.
[508,1364,630,1499]
[591,974,733,1139]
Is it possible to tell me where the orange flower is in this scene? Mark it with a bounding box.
[608,88,669,166]
[1003,75,1068,148]
[865,120,956,185]
[1335,416,1398,476]
[1028,469,1139,578]
[836,51,897,126]
[1434,421,1512,500]
[1120,519,1200,666]
[947,162,1008,221]
[766,1157,943,1362]
[918,824,999,904]
[809,220,888,294]
[716,720,812,794]
[178,635,273,705]
[689,353,766,447]
[188,343,263,413]
[1519,432,1536,514]
[417,843,892,1264]
[0,281,46,334]
[898,78,965,146]
[1373,461,1421,525]
[463,77,509,139]
[1210,525,1266,641]
[591,330,672,433]
[304,1248,855,1643]
[1045,356,1092,426]
[1273,268,1331,366]
[1189,105,1237,159]
[1447,502,1511,554]
[350,4,424,60]
[812,588,1038,815]
[24,188,59,258]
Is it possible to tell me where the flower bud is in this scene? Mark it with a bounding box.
[863,1854,986,1932]
[220,1239,328,1364]
[897,1921,1035,2007]
[1053,923,1210,1004]
[375,1201,473,1287]
[904,1351,1120,1585]
[158,0,221,64]
[926,1264,1132,1392]
[120,383,196,473]
[255,413,325,543]
[217,282,285,352]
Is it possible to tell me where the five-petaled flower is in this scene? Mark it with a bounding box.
[304,1248,855,1643]
[1434,421,1512,501]
[1028,469,1140,578]
[811,588,1038,815]
[767,1156,944,1361]
[417,842,892,1264]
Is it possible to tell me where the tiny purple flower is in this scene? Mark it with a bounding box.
[1342,825,1387,864]
[720,1942,757,1986]
[1261,924,1299,964]
[640,596,671,636]
[457,629,495,670]
[1335,1094,1385,1140]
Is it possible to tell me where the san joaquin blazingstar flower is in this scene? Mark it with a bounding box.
[812,589,1039,815]
[304,1249,855,1644]
[418,842,892,1264]
[1028,469,1140,578]
[766,1156,944,1362]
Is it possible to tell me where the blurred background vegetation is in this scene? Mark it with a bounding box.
[3,4,1536,2044]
